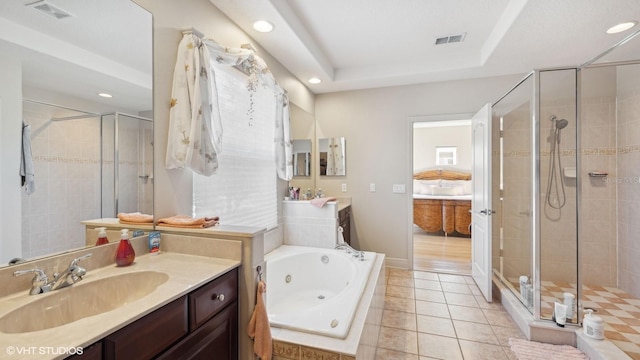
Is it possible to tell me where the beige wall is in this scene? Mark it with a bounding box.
[413,125,472,171]
[134,0,315,220]
[314,74,523,266]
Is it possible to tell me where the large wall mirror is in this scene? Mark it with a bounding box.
[289,103,315,190]
[0,0,153,265]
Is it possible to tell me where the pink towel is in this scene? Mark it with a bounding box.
[311,197,336,208]
[247,281,272,359]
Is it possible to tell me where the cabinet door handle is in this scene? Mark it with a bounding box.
[212,293,225,302]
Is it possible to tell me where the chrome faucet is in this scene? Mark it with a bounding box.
[335,243,365,261]
[50,253,92,291]
[12,268,52,295]
[13,253,92,295]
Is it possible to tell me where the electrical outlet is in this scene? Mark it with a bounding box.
[392,184,406,193]
[369,183,376,192]
[341,183,347,192]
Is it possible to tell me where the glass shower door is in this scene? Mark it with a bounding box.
[492,74,535,313]
[101,113,153,217]
[538,69,578,323]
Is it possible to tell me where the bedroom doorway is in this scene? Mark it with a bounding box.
[411,117,473,275]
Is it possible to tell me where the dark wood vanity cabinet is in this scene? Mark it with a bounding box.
[67,268,238,360]
[159,268,239,360]
[157,301,237,360]
[339,206,351,245]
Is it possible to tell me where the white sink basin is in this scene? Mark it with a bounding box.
[0,271,169,333]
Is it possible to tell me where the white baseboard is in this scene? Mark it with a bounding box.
[384,257,409,269]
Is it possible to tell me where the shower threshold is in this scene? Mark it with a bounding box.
[494,275,637,359]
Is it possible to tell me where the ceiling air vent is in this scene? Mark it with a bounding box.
[26,0,74,20]
[435,33,467,45]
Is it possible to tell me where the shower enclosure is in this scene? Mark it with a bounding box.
[20,101,153,259]
[491,29,640,356]
[100,113,154,217]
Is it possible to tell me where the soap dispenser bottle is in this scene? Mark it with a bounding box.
[115,229,135,266]
[95,227,109,246]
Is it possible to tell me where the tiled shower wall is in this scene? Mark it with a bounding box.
[21,104,101,258]
[616,65,640,298]
[539,96,579,285]
[579,94,617,287]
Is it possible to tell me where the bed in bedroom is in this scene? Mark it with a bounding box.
[413,168,472,236]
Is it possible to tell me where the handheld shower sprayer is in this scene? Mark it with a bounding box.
[546,115,568,210]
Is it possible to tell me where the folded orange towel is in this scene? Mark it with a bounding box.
[156,215,219,228]
[310,196,337,208]
[117,212,154,224]
[247,281,272,360]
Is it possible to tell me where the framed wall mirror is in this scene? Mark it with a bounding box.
[319,137,346,176]
[0,0,153,265]
[292,139,312,177]
[288,103,315,190]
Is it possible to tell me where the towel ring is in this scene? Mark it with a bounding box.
[256,265,263,282]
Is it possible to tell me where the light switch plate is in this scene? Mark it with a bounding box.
[392,184,406,193]
[369,183,376,192]
[341,184,348,192]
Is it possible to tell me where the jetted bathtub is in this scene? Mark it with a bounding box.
[265,245,376,339]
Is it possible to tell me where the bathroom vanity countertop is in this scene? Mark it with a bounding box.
[82,218,265,238]
[81,217,155,230]
[282,198,351,212]
[0,253,240,360]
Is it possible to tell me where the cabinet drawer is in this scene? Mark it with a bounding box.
[189,268,238,331]
[104,296,188,360]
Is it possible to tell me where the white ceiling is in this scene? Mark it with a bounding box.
[209,0,640,93]
[2,0,638,111]
[0,0,152,112]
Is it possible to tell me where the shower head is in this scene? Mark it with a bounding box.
[550,115,568,129]
[556,119,568,129]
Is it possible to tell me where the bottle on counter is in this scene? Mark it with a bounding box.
[563,292,575,320]
[115,228,135,266]
[316,188,324,198]
[95,227,109,246]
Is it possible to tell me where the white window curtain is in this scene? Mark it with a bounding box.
[167,32,292,229]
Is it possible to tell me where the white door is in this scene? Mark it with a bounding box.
[471,104,493,302]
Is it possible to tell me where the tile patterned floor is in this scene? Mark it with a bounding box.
[538,281,640,359]
[377,268,526,359]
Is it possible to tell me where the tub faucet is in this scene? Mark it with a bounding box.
[12,253,92,295]
[335,243,365,261]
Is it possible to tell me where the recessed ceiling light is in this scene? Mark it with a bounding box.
[606,21,638,34]
[98,92,113,98]
[253,20,274,33]
[308,77,322,84]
